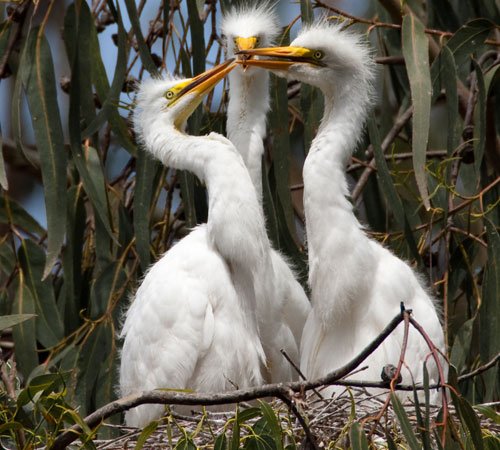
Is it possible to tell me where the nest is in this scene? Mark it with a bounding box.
[79,387,500,449]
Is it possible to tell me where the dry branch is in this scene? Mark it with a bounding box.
[52,307,450,449]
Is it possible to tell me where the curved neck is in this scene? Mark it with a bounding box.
[304,79,375,318]
[141,117,269,273]
[226,69,270,204]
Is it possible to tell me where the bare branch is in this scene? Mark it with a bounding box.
[51,309,408,449]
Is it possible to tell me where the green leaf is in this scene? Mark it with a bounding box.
[81,4,128,142]
[20,28,67,278]
[175,437,197,450]
[0,240,16,275]
[61,185,85,333]
[123,0,158,75]
[440,46,460,222]
[135,421,159,449]
[11,272,38,377]
[89,262,127,320]
[18,239,64,348]
[472,59,486,174]
[0,195,45,237]
[259,401,283,450]
[269,74,295,237]
[391,393,421,450]
[450,317,474,370]
[451,390,484,450]
[87,2,134,154]
[134,148,160,270]
[238,407,262,424]
[350,422,369,450]
[367,116,421,262]
[231,407,241,450]
[474,406,500,425]
[76,323,112,415]
[215,432,228,450]
[480,219,500,401]
[430,19,493,94]
[0,314,36,332]
[402,14,432,210]
[186,0,205,77]
[16,372,67,407]
[0,121,7,190]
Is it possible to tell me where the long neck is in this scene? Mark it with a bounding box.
[142,117,270,340]
[226,69,270,204]
[143,118,269,272]
[304,80,376,322]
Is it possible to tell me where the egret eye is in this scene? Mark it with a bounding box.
[313,50,324,60]
[165,90,175,100]
[233,37,238,46]
[255,36,261,47]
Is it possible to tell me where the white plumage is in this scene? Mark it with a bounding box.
[221,4,311,382]
[119,69,269,426]
[240,21,446,400]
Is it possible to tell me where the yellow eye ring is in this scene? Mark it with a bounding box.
[165,90,175,99]
[313,50,324,60]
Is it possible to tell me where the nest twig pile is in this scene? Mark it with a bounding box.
[77,387,499,449]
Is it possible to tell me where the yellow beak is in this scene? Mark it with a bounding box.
[235,46,325,70]
[170,58,236,107]
[168,58,236,128]
[235,36,259,51]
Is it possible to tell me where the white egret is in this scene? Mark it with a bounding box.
[119,61,268,427]
[221,4,311,379]
[239,21,446,400]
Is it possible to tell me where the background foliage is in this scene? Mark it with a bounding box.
[0,0,498,447]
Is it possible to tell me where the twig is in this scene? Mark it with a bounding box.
[408,317,449,447]
[351,106,413,202]
[51,310,407,449]
[280,349,324,399]
[457,353,500,382]
[0,1,31,79]
[314,0,500,46]
[278,391,319,450]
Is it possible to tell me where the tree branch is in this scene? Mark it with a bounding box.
[51,309,409,449]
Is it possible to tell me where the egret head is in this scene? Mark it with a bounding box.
[134,59,236,132]
[235,20,375,94]
[221,2,280,73]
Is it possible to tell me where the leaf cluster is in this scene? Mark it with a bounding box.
[0,0,499,447]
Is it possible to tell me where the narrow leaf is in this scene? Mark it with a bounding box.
[367,116,421,262]
[451,391,484,450]
[391,393,421,450]
[0,314,36,332]
[134,149,159,270]
[0,121,7,189]
[123,0,158,75]
[20,28,67,278]
[402,14,432,210]
[11,272,38,377]
[259,401,283,450]
[18,239,64,347]
[472,59,486,174]
[350,422,369,450]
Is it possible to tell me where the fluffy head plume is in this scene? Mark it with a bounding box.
[221,1,280,53]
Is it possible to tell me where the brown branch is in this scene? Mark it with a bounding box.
[0,1,31,79]
[457,352,500,382]
[51,309,408,449]
[278,391,319,450]
[280,348,324,399]
[351,106,413,203]
[408,316,449,447]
